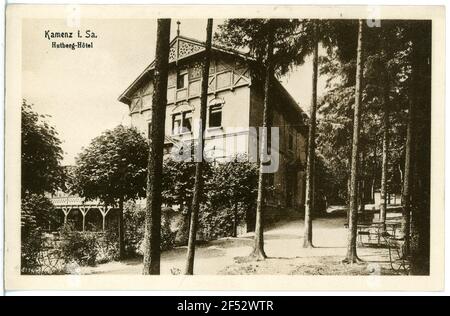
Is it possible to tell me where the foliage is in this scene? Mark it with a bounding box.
[21,193,56,273]
[161,210,177,251]
[161,155,259,241]
[198,205,235,240]
[21,100,65,273]
[215,19,362,208]
[208,157,259,211]
[123,201,146,255]
[21,100,65,195]
[312,154,339,210]
[21,192,57,231]
[98,228,121,263]
[200,157,259,239]
[161,154,212,208]
[58,224,99,266]
[316,21,414,204]
[162,155,258,240]
[71,125,148,206]
[122,201,176,256]
[161,158,197,207]
[21,229,44,274]
[55,201,177,265]
[71,124,148,259]
[215,19,304,77]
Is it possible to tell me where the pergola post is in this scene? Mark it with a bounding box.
[102,212,106,231]
[62,207,72,225]
[52,197,106,231]
[79,207,89,232]
[99,206,112,231]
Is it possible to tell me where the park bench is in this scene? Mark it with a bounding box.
[357,220,403,246]
[344,212,403,246]
[382,235,411,274]
[356,222,383,246]
[344,214,410,273]
[344,221,384,246]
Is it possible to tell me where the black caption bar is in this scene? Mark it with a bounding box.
[3,296,441,314]
[177,298,274,313]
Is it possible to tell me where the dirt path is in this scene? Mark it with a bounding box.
[80,216,398,275]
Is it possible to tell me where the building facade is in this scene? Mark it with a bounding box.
[119,34,309,216]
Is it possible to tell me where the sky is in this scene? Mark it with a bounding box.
[22,18,325,165]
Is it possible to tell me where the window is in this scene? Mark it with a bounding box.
[172,111,192,134]
[172,113,182,134]
[209,105,222,128]
[182,111,192,133]
[177,72,187,89]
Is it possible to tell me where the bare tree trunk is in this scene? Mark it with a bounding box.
[346,141,354,225]
[233,203,238,238]
[359,150,365,214]
[346,177,351,224]
[371,141,377,203]
[344,19,364,264]
[379,77,389,231]
[402,73,415,259]
[143,19,171,275]
[303,22,319,248]
[371,179,375,203]
[358,180,365,213]
[398,164,404,204]
[178,199,189,245]
[252,25,274,260]
[185,19,213,275]
[118,197,125,259]
[409,21,431,275]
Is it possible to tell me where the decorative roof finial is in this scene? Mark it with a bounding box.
[176,21,181,36]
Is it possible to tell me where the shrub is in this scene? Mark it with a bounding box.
[161,210,177,251]
[58,224,99,266]
[21,227,44,274]
[198,205,234,241]
[21,193,54,274]
[124,201,145,256]
[98,228,120,263]
[123,201,177,257]
[173,210,190,246]
[161,155,260,241]
[200,158,259,239]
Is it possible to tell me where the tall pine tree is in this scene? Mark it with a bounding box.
[143,19,171,275]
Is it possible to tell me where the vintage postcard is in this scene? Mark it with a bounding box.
[4,4,445,291]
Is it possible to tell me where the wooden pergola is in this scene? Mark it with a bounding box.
[50,195,114,231]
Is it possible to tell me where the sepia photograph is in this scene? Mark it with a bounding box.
[3,4,445,291]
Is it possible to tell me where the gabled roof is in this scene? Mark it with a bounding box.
[118,35,254,105]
